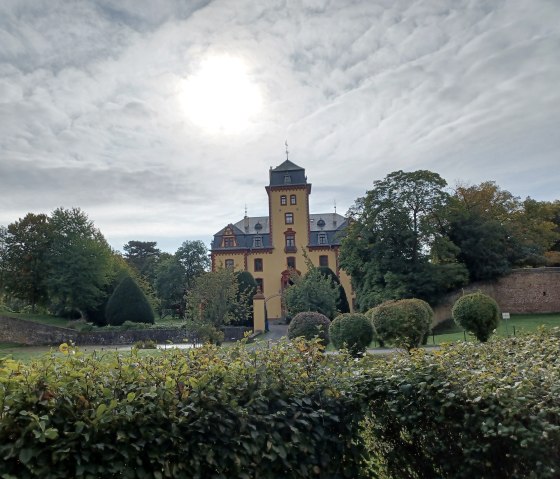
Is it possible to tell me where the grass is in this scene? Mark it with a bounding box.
[428,312,560,345]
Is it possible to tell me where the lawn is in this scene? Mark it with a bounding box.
[428,312,560,345]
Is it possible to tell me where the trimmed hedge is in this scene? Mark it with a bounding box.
[0,339,367,478]
[329,313,373,356]
[361,330,560,479]
[287,311,331,346]
[1,331,559,478]
[367,299,433,351]
[105,276,154,326]
[452,291,500,342]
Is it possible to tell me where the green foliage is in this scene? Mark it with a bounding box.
[367,299,433,351]
[340,170,468,310]
[2,213,52,311]
[233,271,257,326]
[283,261,339,319]
[330,313,373,356]
[105,276,155,326]
[183,319,225,345]
[287,311,331,346]
[0,339,367,478]
[123,240,161,283]
[132,339,157,349]
[452,291,500,342]
[361,330,560,479]
[186,267,250,327]
[318,266,350,314]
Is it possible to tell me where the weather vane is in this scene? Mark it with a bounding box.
[285,140,289,160]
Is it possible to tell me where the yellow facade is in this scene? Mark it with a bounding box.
[211,160,354,319]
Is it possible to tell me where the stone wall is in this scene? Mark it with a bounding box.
[0,316,251,346]
[433,267,560,325]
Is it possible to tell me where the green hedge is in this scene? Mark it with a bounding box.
[287,311,331,346]
[0,339,367,478]
[361,329,560,479]
[1,331,559,478]
[330,313,374,356]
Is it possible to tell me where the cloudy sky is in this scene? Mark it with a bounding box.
[1,0,559,252]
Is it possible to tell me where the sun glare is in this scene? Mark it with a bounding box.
[180,55,262,133]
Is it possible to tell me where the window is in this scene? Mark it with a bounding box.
[319,255,329,267]
[285,234,295,248]
[223,237,235,247]
[318,233,328,245]
[290,194,297,205]
[280,195,287,205]
[285,212,294,224]
[225,259,234,269]
[284,174,292,184]
[287,257,296,269]
[255,278,264,293]
[254,258,263,272]
[253,236,262,248]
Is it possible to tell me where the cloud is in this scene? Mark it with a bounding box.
[1,0,559,252]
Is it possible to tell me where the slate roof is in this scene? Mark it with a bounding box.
[211,212,348,251]
[269,160,307,186]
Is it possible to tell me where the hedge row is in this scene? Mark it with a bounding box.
[361,329,560,479]
[0,340,367,478]
[1,331,559,478]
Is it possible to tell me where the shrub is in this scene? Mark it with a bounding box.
[183,319,225,345]
[361,330,560,479]
[330,313,373,356]
[367,299,432,351]
[132,339,157,349]
[287,311,331,346]
[452,291,500,342]
[0,339,367,478]
[105,276,155,326]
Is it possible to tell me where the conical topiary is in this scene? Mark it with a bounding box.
[105,276,154,326]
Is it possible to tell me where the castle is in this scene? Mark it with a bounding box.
[210,159,354,319]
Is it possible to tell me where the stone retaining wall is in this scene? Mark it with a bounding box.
[433,267,560,325]
[0,316,251,346]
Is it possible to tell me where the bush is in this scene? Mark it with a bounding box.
[105,276,155,326]
[183,319,225,345]
[368,299,433,351]
[0,339,366,478]
[330,313,373,356]
[132,339,157,349]
[361,330,560,479]
[287,311,331,346]
[452,291,500,342]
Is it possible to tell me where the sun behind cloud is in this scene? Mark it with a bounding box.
[180,55,262,133]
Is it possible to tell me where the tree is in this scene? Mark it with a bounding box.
[46,208,114,318]
[283,262,339,319]
[123,241,161,283]
[318,266,350,314]
[154,255,187,317]
[233,271,257,326]
[105,276,155,326]
[2,213,53,311]
[175,240,210,291]
[185,268,248,327]
[340,170,468,310]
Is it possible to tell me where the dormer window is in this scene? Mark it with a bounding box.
[223,237,235,248]
[284,174,291,184]
[253,236,262,248]
[318,233,328,245]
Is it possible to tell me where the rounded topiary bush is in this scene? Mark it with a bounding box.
[368,299,432,351]
[452,292,500,342]
[287,311,331,346]
[329,313,373,356]
[105,276,155,326]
